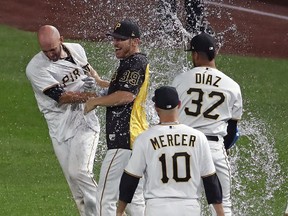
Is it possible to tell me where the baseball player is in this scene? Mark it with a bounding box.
[26,25,109,216]
[172,33,243,215]
[116,86,225,216]
[84,19,149,216]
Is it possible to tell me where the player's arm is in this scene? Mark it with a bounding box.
[116,200,127,216]
[43,85,97,104]
[117,171,140,215]
[202,173,224,216]
[82,64,110,88]
[213,203,225,216]
[84,90,135,114]
[224,119,239,150]
[59,91,97,104]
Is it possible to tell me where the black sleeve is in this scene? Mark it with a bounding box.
[43,85,65,103]
[223,119,238,150]
[202,173,222,204]
[119,171,140,203]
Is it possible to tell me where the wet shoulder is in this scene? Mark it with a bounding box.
[127,53,148,65]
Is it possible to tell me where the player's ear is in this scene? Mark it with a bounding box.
[177,100,181,109]
[60,36,64,43]
[131,38,140,47]
[194,51,199,59]
[191,51,197,60]
[155,106,160,113]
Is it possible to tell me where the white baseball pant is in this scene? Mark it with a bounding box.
[51,125,99,216]
[208,138,232,216]
[97,148,145,216]
[145,198,201,216]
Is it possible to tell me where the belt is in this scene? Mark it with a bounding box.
[206,136,219,142]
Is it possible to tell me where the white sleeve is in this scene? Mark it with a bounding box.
[232,87,243,120]
[199,134,216,177]
[125,135,146,177]
[26,56,59,92]
[171,74,181,89]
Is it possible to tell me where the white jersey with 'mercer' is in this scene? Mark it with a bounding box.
[125,123,215,200]
[26,43,100,142]
[172,67,242,137]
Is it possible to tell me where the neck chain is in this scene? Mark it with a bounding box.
[159,121,179,125]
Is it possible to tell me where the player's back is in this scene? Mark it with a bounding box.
[138,123,215,200]
[172,66,242,137]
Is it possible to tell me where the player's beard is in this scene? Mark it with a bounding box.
[192,53,197,67]
[49,44,62,62]
[114,39,135,59]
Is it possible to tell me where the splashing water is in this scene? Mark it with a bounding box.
[229,116,284,216]
[73,0,284,214]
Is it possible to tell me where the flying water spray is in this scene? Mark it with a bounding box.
[64,0,284,214]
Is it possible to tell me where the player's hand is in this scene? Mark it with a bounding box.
[98,79,110,88]
[82,76,96,92]
[99,88,109,96]
[84,97,97,115]
[84,65,110,88]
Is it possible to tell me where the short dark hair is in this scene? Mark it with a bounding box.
[185,33,216,61]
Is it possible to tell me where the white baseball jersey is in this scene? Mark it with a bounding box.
[172,67,242,137]
[26,43,100,142]
[125,123,215,200]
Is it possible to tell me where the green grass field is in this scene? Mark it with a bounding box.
[0,25,287,215]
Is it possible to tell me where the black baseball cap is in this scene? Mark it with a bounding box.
[106,19,141,40]
[152,86,180,110]
[185,33,216,59]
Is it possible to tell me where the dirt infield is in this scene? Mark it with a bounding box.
[0,0,287,59]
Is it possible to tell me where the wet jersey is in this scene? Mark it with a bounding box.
[26,43,100,142]
[106,53,149,150]
[172,67,242,137]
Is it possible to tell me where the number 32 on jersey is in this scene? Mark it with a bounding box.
[185,88,225,120]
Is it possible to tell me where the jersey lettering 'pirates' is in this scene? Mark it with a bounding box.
[26,31,101,215]
[26,42,99,142]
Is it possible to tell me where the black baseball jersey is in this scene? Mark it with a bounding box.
[106,53,149,150]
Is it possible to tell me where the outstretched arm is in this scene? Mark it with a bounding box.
[43,85,97,104]
[59,91,97,104]
[83,64,110,88]
[84,90,135,114]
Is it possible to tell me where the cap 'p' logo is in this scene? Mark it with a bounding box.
[115,23,121,30]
